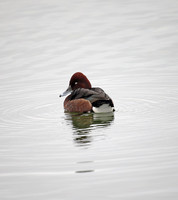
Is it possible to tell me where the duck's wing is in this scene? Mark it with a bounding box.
[70,88,114,106]
[91,88,114,108]
[70,88,99,102]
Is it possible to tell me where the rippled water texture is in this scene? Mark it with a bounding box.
[0,0,178,199]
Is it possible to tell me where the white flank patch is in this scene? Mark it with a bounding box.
[93,104,114,113]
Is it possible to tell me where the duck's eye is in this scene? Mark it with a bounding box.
[75,82,78,85]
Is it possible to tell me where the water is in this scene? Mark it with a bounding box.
[0,0,178,199]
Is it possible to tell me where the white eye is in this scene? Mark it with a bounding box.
[75,82,77,85]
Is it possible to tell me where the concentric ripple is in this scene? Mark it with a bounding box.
[0,102,60,127]
[0,81,61,128]
[118,95,178,116]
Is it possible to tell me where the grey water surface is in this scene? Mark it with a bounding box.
[0,0,178,199]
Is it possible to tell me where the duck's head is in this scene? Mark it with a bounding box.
[60,72,91,97]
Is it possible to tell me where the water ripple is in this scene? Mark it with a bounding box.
[0,99,59,128]
[118,95,178,115]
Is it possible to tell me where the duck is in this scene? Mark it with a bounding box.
[59,72,115,113]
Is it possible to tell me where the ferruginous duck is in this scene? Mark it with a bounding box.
[60,72,115,113]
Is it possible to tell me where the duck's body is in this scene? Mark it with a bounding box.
[60,72,115,113]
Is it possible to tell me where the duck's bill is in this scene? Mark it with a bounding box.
[59,86,72,97]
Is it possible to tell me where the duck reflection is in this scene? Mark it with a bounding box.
[65,112,114,146]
